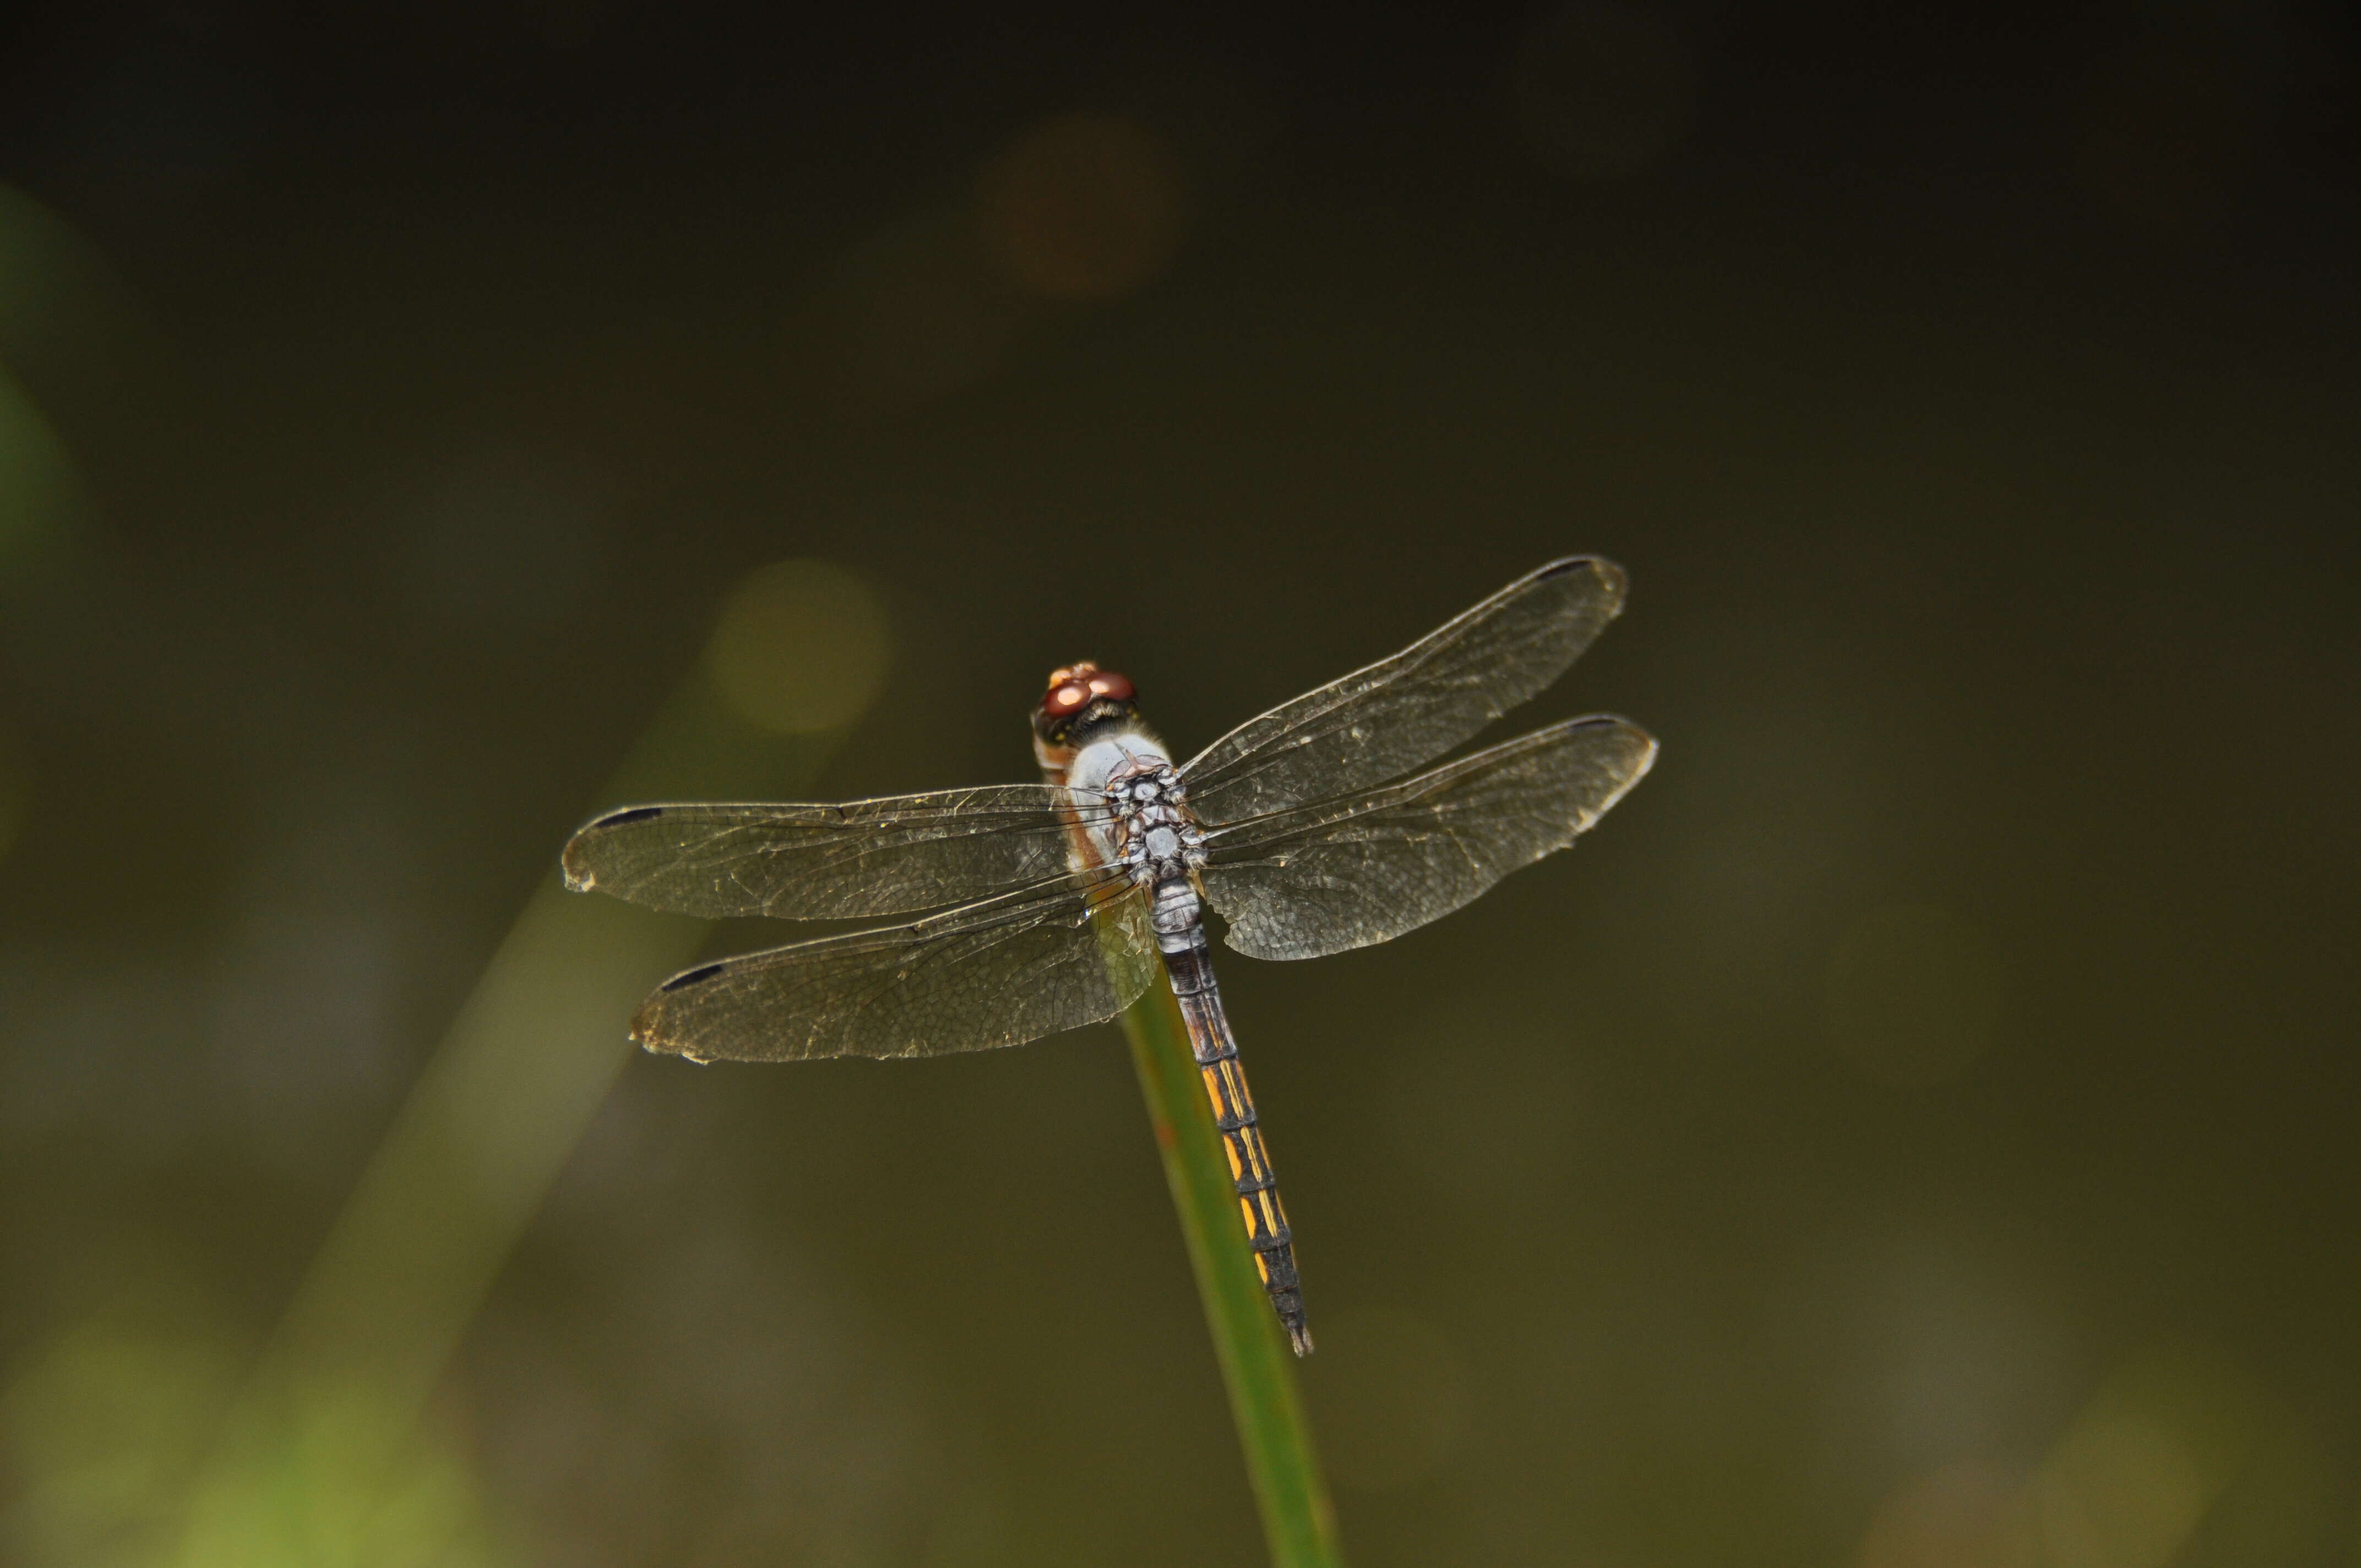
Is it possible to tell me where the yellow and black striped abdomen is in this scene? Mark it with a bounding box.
[1164,940,1312,1356]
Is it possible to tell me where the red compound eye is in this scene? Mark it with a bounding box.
[1086,671,1134,701]
[1044,681,1092,716]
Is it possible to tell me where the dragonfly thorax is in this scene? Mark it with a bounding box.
[1102,756,1207,888]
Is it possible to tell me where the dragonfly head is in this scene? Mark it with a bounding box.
[1033,662,1140,754]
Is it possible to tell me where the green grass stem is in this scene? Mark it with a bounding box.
[1118,977,1344,1567]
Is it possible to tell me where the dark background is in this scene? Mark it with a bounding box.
[1,4,2356,1565]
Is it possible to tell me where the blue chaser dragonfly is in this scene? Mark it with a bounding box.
[563,558,1656,1354]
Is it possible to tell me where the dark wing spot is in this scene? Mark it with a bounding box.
[661,961,729,992]
[594,805,667,828]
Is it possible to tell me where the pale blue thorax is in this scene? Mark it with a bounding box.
[1065,726,1177,865]
[1065,725,1209,953]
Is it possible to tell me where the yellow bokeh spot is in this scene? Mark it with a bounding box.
[2036,1346,2265,1568]
[0,364,78,569]
[1,1307,520,1568]
[0,1321,239,1565]
[703,559,891,735]
[1857,1346,2323,1568]
[2039,1414,2208,1568]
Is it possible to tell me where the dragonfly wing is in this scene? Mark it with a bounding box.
[562,786,1096,920]
[1179,557,1628,823]
[1199,716,1656,961]
[629,873,1157,1061]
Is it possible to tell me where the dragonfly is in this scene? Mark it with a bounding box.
[563,557,1656,1355]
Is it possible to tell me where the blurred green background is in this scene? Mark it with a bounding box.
[2,3,2357,1565]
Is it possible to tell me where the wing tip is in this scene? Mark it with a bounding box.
[562,805,667,892]
[1630,726,1661,780]
[1585,714,1661,775]
[623,961,731,1064]
[1589,716,1660,810]
[629,1000,717,1065]
[1534,554,1628,611]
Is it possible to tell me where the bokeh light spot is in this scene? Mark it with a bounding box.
[704,559,892,734]
[2036,1346,2266,1568]
[1513,3,1695,182]
[1303,1305,1472,1492]
[1859,1460,2041,1568]
[1824,903,2004,1088]
[0,366,79,568]
[2039,1415,2205,1568]
[1,1319,240,1564]
[978,114,1188,301]
[178,1378,520,1568]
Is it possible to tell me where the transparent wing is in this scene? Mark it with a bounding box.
[1179,557,1629,823]
[1199,716,1656,962]
[561,786,1103,920]
[628,872,1157,1061]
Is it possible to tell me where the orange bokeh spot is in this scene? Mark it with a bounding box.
[978,114,1188,301]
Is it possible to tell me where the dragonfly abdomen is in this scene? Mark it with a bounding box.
[1160,924,1313,1357]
